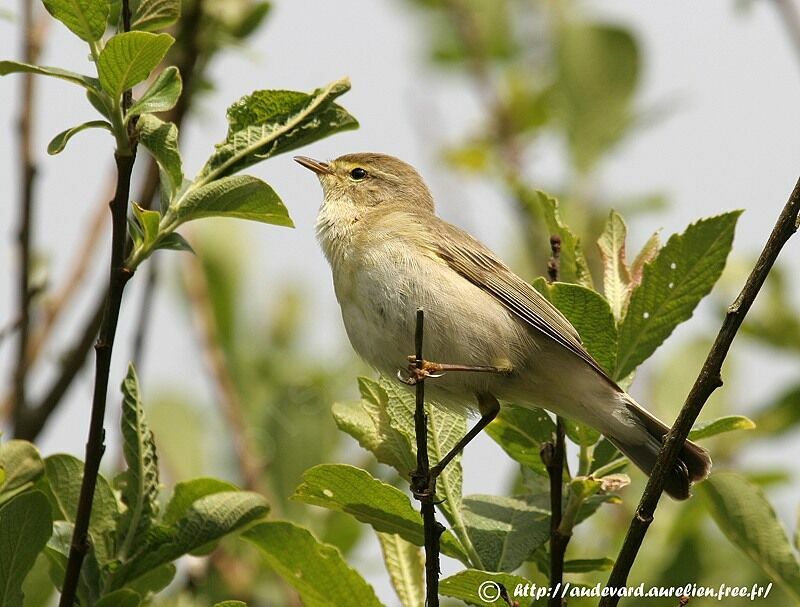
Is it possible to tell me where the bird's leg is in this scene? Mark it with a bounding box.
[428,393,500,484]
[398,356,511,385]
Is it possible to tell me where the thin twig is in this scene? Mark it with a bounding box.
[600,178,800,606]
[10,0,46,431]
[540,419,567,607]
[410,309,445,607]
[58,3,138,605]
[541,235,569,607]
[547,235,561,283]
[183,251,268,495]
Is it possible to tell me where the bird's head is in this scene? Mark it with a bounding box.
[294,153,435,214]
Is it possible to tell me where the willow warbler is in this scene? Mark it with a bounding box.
[296,152,711,499]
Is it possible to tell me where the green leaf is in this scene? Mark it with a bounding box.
[698,472,800,600]
[521,189,592,287]
[630,230,661,287]
[229,1,271,39]
[597,210,631,321]
[754,384,800,437]
[485,405,554,477]
[423,402,472,559]
[439,569,530,607]
[430,0,515,64]
[41,0,108,41]
[112,491,269,587]
[0,440,44,506]
[590,438,625,474]
[0,492,52,607]
[334,376,476,564]
[156,232,193,253]
[43,521,102,603]
[43,454,118,564]
[462,494,550,572]
[98,32,174,98]
[556,23,639,171]
[129,203,161,252]
[213,602,247,607]
[136,114,183,199]
[131,0,180,31]
[533,279,617,375]
[291,464,469,564]
[361,377,468,540]
[376,533,424,607]
[796,506,799,552]
[615,212,742,379]
[128,66,182,117]
[563,418,602,447]
[173,175,292,227]
[0,61,99,90]
[163,477,238,525]
[95,589,142,607]
[87,88,113,119]
[21,553,54,607]
[689,415,756,441]
[244,521,385,607]
[332,379,416,476]
[564,557,614,572]
[116,363,161,561]
[47,120,112,155]
[198,77,358,181]
[124,563,175,598]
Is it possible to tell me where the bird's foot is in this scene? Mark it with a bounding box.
[397,358,445,385]
[398,356,512,385]
[410,466,444,502]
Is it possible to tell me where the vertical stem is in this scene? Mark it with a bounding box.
[542,418,568,607]
[411,309,444,607]
[59,3,138,605]
[58,151,136,607]
[11,0,44,433]
[543,234,568,607]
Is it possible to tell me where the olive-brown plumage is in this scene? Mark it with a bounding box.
[296,152,711,499]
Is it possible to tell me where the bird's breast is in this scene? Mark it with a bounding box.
[331,237,529,396]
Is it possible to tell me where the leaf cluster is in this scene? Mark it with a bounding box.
[1,365,269,607]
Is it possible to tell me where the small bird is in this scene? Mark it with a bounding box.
[295,152,711,499]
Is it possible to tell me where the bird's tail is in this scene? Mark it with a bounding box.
[606,395,712,500]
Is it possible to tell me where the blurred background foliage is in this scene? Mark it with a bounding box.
[2,0,799,605]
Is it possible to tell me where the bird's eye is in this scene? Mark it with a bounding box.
[350,167,367,180]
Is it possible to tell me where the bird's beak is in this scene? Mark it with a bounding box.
[294,156,333,175]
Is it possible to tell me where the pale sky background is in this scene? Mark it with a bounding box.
[1,0,800,602]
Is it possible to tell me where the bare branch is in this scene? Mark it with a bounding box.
[409,309,445,607]
[600,177,800,606]
[9,0,47,430]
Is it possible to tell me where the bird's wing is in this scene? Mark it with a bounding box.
[429,218,613,381]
